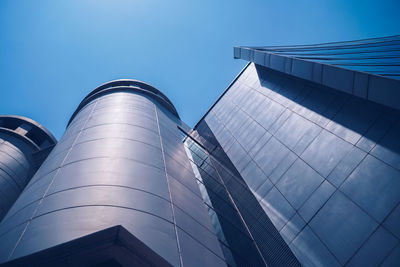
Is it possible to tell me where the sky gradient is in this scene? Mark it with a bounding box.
[1,0,399,139]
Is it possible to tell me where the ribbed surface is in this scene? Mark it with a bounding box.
[0,116,55,222]
[0,134,32,221]
[193,121,301,267]
[0,87,225,267]
[246,35,400,80]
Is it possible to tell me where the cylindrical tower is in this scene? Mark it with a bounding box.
[0,115,56,221]
[0,80,226,266]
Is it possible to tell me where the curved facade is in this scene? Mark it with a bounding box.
[0,115,56,221]
[0,80,226,266]
[1,36,399,267]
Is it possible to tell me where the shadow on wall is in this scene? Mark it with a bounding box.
[254,65,400,165]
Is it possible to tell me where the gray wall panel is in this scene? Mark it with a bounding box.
[0,81,225,267]
[0,116,56,222]
[203,63,400,266]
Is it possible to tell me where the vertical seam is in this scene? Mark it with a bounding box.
[7,101,98,260]
[154,105,184,267]
[207,151,269,267]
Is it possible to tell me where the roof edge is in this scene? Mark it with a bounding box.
[0,115,57,148]
[234,46,400,111]
[193,62,251,129]
[68,80,180,126]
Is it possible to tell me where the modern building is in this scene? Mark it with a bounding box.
[0,116,56,221]
[198,35,400,266]
[0,35,399,267]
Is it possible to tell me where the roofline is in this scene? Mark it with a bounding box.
[234,46,400,111]
[193,62,251,129]
[237,34,400,50]
[91,79,176,109]
[0,115,57,145]
[68,79,180,126]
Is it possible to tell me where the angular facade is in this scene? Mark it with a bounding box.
[195,62,400,266]
[183,129,300,267]
[0,36,399,267]
[199,35,400,266]
[235,35,400,110]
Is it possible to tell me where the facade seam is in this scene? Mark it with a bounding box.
[7,100,99,260]
[154,105,184,267]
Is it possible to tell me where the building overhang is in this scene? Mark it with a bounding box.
[0,115,57,150]
[1,225,172,267]
[234,46,400,111]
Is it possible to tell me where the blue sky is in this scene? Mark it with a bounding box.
[1,0,399,139]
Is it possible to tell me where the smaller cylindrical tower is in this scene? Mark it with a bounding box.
[0,115,56,221]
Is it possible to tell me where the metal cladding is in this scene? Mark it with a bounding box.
[68,79,180,125]
[235,35,400,111]
[198,62,400,267]
[0,80,225,266]
[1,36,399,267]
[0,115,56,221]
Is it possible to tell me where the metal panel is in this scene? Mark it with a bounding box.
[0,116,55,222]
[200,63,400,266]
[0,81,225,267]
